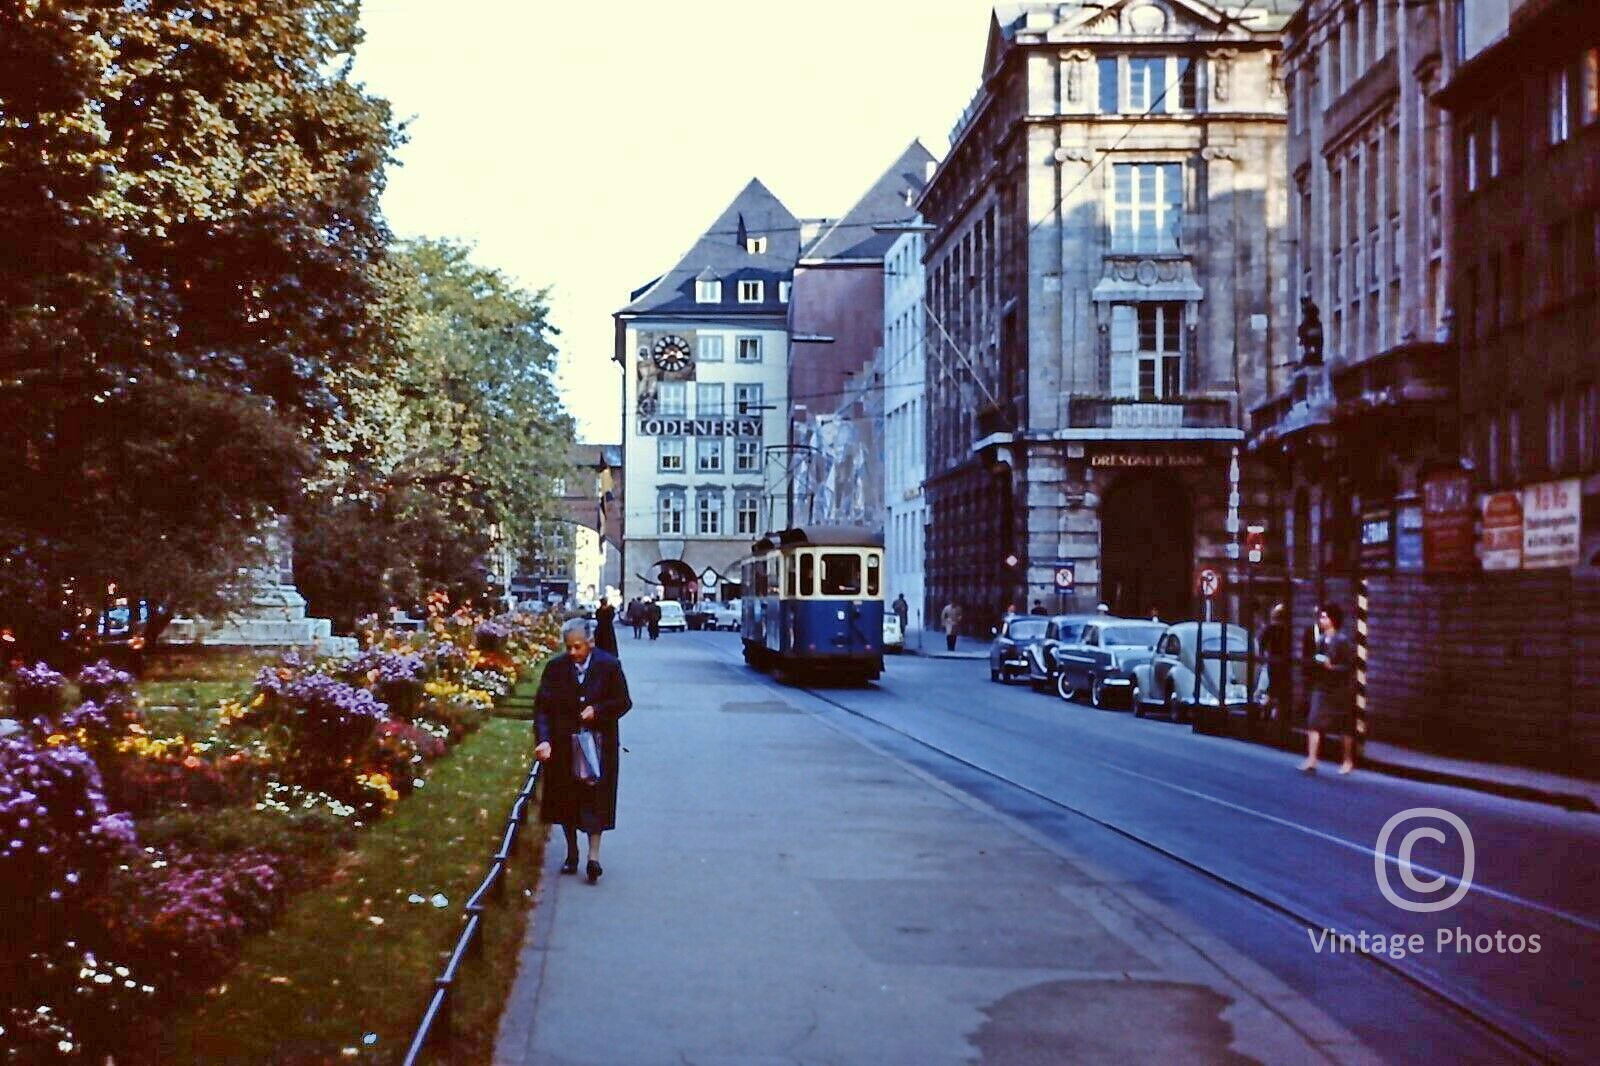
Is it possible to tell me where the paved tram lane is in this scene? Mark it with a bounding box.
[764,646,1600,1063]
[499,633,1406,1066]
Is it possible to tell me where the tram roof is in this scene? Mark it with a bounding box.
[751,525,884,554]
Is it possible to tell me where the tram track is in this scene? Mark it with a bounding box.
[706,639,1573,1064]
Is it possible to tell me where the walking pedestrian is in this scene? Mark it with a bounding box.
[1300,604,1356,775]
[593,597,619,657]
[1259,602,1292,733]
[940,600,962,652]
[892,593,909,633]
[534,618,633,883]
[627,598,644,639]
[646,599,661,641]
[1030,599,1048,616]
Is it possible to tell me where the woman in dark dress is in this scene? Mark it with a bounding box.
[593,598,619,656]
[535,618,633,882]
[1300,604,1355,775]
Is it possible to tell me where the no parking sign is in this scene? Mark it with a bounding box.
[1195,567,1223,599]
[1051,562,1076,592]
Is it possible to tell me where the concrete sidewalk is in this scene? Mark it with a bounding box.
[493,639,1378,1066]
[901,628,990,659]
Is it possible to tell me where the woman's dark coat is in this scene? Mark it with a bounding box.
[593,602,619,656]
[535,649,632,831]
[1306,629,1354,734]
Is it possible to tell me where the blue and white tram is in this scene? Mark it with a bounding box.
[739,526,885,683]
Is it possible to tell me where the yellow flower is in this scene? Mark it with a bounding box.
[250,693,267,709]
[45,733,68,747]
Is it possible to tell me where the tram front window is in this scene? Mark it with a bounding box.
[820,553,862,596]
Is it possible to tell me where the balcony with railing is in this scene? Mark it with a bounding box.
[1068,395,1235,430]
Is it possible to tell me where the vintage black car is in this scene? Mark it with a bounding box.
[989,615,1051,682]
[1020,614,1100,691]
[1051,618,1168,707]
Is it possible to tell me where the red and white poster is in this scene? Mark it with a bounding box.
[1480,492,1523,571]
[1522,478,1582,570]
[1422,469,1475,572]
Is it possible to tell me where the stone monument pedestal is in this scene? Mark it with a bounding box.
[166,520,358,657]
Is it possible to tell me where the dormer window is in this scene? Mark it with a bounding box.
[696,276,722,303]
[738,280,764,303]
[746,236,768,254]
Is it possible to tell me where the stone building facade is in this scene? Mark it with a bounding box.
[614,179,798,604]
[1248,0,1463,624]
[921,1,1294,629]
[882,219,930,629]
[789,142,935,536]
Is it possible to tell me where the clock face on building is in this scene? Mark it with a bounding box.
[652,335,693,372]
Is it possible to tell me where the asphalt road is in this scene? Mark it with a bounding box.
[685,633,1599,1064]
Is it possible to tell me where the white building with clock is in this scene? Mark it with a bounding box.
[613,178,800,604]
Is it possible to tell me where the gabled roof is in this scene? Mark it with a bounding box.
[618,178,799,318]
[802,141,938,264]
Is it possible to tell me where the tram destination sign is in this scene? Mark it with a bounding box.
[637,416,762,438]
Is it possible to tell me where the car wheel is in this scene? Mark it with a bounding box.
[990,667,1000,682]
[1163,685,1180,721]
[1090,675,1106,708]
[1131,681,1144,717]
[1055,671,1077,702]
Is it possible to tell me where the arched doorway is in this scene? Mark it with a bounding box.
[651,559,698,604]
[1099,474,1193,621]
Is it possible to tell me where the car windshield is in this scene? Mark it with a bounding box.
[660,603,684,617]
[1007,618,1048,640]
[1055,623,1084,643]
[1102,624,1164,648]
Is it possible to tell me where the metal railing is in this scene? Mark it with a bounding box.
[401,761,541,1065]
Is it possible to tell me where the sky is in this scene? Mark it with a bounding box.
[352,0,1001,442]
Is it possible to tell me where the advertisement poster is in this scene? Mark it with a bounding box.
[1480,491,1524,571]
[1422,469,1475,571]
[1522,478,1582,569]
[1395,503,1424,571]
[1360,508,1394,571]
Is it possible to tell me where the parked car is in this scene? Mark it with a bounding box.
[657,600,688,633]
[882,613,905,653]
[1021,614,1099,691]
[1052,618,1167,707]
[1130,621,1267,730]
[684,602,717,630]
[989,615,1052,682]
[710,600,743,631]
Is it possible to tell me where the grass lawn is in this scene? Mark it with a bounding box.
[153,681,547,1065]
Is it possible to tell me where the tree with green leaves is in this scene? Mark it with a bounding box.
[0,0,401,656]
[296,239,574,627]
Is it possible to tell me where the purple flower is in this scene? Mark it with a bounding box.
[76,660,134,692]
[13,662,67,693]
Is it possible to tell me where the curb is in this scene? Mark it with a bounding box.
[1357,753,1599,813]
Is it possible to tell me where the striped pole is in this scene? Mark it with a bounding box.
[1354,577,1369,742]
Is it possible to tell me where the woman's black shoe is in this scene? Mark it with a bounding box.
[585,860,602,884]
[560,856,578,875]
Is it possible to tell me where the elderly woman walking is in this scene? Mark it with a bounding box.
[1300,603,1356,775]
[535,618,633,882]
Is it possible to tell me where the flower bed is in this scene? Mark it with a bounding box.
[0,609,560,1062]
